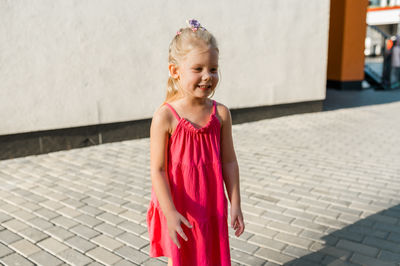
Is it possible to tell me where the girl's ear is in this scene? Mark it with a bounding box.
[169,64,180,80]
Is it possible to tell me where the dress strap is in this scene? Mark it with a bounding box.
[212,100,217,115]
[164,102,181,121]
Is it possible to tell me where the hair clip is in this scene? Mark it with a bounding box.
[186,19,206,32]
[176,31,182,35]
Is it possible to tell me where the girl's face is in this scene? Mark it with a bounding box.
[174,44,219,99]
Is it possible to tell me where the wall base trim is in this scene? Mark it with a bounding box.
[0,100,323,160]
[327,80,363,90]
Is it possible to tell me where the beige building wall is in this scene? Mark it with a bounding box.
[0,0,330,136]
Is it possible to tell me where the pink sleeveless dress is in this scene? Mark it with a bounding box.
[146,99,231,266]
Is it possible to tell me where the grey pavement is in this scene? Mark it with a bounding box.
[1,101,400,265]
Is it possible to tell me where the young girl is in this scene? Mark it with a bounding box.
[146,19,245,266]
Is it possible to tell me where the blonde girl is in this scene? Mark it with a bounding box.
[146,19,244,266]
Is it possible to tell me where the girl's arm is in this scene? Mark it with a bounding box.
[150,106,192,248]
[219,103,245,237]
[150,107,176,215]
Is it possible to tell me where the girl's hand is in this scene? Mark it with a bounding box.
[230,205,245,237]
[165,210,193,249]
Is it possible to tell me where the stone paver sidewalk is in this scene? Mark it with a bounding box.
[0,101,400,265]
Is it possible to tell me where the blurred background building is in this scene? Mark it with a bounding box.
[1,0,397,160]
[364,0,400,90]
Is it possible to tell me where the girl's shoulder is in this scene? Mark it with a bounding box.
[214,100,231,125]
[151,103,175,134]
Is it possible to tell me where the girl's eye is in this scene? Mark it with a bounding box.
[211,68,218,73]
[194,68,202,71]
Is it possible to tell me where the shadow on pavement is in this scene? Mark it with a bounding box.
[323,88,400,111]
[285,204,400,265]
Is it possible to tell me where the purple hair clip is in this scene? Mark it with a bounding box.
[186,19,206,32]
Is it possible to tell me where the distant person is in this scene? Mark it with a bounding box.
[391,39,400,87]
[146,19,244,266]
[382,38,394,89]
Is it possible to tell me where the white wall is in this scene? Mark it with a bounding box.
[0,0,330,135]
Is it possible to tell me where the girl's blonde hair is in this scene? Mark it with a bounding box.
[165,24,219,103]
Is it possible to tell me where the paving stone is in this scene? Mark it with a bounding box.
[37,237,69,255]
[2,219,29,232]
[318,245,352,261]
[267,221,302,235]
[65,235,97,253]
[299,230,327,243]
[314,217,349,230]
[0,229,23,245]
[346,224,388,239]
[374,222,400,235]
[34,207,60,220]
[74,214,104,228]
[10,239,41,257]
[388,232,400,244]
[86,246,122,265]
[116,232,148,249]
[350,252,396,266]
[0,203,21,214]
[0,252,35,266]
[274,232,314,249]
[97,212,125,226]
[283,209,317,222]
[336,239,379,257]
[11,210,36,222]
[29,250,64,266]
[117,220,147,236]
[51,216,79,229]
[91,234,124,251]
[292,219,328,234]
[18,227,48,244]
[247,235,286,252]
[44,225,75,241]
[120,210,146,224]
[27,217,54,231]
[62,198,86,209]
[58,248,93,266]
[114,245,148,265]
[378,249,400,262]
[20,202,42,212]
[94,222,125,238]
[70,224,101,240]
[261,211,294,224]
[86,262,104,266]
[99,203,126,215]
[230,249,266,266]
[255,247,295,265]
[56,206,82,218]
[245,223,278,238]
[321,255,358,266]
[331,229,364,243]
[254,201,286,214]
[81,197,105,207]
[114,259,139,266]
[78,205,105,216]
[229,237,259,254]
[0,242,14,257]
[0,212,13,223]
[282,245,312,259]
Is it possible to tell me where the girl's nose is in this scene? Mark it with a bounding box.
[202,72,211,81]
